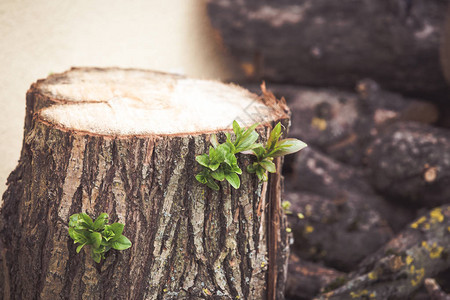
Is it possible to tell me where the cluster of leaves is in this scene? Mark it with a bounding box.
[68,213,132,263]
[195,121,307,190]
[247,123,306,181]
[195,122,259,190]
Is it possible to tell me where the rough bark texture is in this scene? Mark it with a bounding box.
[207,0,449,96]
[319,205,450,300]
[285,253,346,300]
[441,4,450,86]
[284,191,393,272]
[367,122,450,207]
[247,80,438,166]
[286,147,415,233]
[0,68,291,299]
[425,278,450,300]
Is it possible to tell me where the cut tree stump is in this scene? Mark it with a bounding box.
[0,68,291,299]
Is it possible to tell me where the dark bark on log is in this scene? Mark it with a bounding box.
[367,122,450,207]
[248,80,439,166]
[319,205,450,300]
[207,0,449,96]
[286,147,415,233]
[285,253,346,300]
[435,268,450,297]
[441,4,450,86]
[425,278,450,300]
[269,158,291,300]
[284,191,393,272]
[0,68,291,299]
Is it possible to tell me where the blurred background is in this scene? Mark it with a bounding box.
[0,0,238,197]
[2,0,450,299]
[204,1,450,299]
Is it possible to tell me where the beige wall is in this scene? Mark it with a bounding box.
[0,0,235,196]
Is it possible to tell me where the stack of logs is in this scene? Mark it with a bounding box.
[208,1,450,299]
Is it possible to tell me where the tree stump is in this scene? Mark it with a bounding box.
[0,68,291,299]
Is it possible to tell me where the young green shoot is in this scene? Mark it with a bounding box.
[68,213,132,263]
[195,121,307,190]
[247,122,307,181]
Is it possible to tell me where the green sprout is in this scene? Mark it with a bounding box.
[247,122,307,181]
[195,121,307,190]
[68,213,132,263]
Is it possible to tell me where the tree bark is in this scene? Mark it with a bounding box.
[425,278,450,300]
[207,0,449,96]
[247,80,438,167]
[440,4,450,86]
[367,122,450,208]
[0,68,291,299]
[284,190,393,272]
[318,205,450,300]
[286,147,415,233]
[285,253,346,300]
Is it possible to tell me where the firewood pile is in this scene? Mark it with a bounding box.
[207,1,450,299]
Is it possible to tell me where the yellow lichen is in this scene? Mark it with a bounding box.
[422,241,444,259]
[410,266,425,287]
[305,226,314,234]
[286,227,292,233]
[430,246,444,259]
[350,290,370,298]
[311,117,327,131]
[368,271,378,280]
[203,288,212,296]
[297,212,305,219]
[406,256,414,265]
[410,216,427,229]
[281,200,291,211]
[430,208,444,223]
[389,256,405,271]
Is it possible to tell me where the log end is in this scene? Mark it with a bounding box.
[35,67,288,136]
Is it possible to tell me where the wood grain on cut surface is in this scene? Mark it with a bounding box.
[0,67,291,299]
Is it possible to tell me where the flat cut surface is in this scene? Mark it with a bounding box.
[39,68,275,135]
